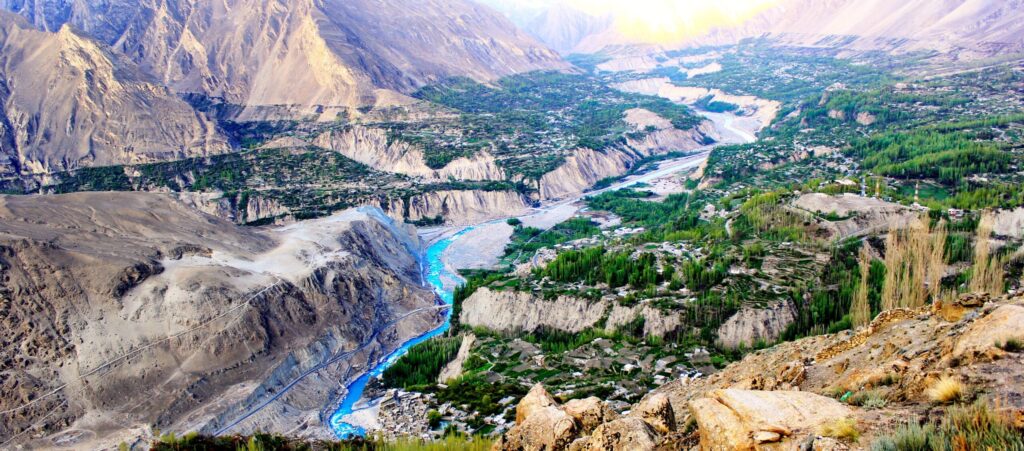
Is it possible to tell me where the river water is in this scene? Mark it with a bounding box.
[327,109,758,438]
[329,227,474,437]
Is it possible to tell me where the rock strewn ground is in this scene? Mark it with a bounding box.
[495,293,1024,450]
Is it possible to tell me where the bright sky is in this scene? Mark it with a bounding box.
[564,0,782,44]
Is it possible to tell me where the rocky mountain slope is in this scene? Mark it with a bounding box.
[498,293,1024,450]
[2,0,567,117]
[0,12,230,176]
[0,193,440,448]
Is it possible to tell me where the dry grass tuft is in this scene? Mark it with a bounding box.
[926,376,965,404]
[819,417,860,442]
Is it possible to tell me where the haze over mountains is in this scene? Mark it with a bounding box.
[480,0,1024,58]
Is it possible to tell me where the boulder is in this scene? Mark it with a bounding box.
[631,393,676,434]
[501,405,580,451]
[689,389,854,450]
[582,417,659,451]
[518,384,558,425]
[952,304,1024,362]
[564,397,618,434]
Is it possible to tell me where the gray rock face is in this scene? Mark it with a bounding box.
[715,300,798,350]
[539,121,713,201]
[460,288,607,334]
[0,193,439,448]
[2,0,567,113]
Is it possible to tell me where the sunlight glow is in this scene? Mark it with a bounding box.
[564,0,782,44]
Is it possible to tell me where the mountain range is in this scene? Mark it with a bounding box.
[0,0,566,176]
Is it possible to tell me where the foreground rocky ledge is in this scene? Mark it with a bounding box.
[496,294,1024,450]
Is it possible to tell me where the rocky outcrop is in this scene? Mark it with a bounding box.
[314,127,505,181]
[3,0,567,115]
[564,397,619,435]
[539,108,713,200]
[715,300,798,349]
[951,304,1024,362]
[536,125,712,200]
[689,389,854,450]
[495,294,1024,450]
[0,193,440,448]
[0,13,230,177]
[576,417,659,451]
[606,304,683,338]
[539,147,635,200]
[994,208,1024,239]
[177,192,291,225]
[657,295,1024,432]
[386,190,532,226]
[497,384,671,451]
[460,288,606,334]
[632,393,676,435]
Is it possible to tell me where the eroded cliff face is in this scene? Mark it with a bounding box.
[314,127,505,181]
[384,190,532,226]
[0,13,230,176]
[714,300,797,350]
[178,192,292,225]
[539,112,715,201]
[1,0,566,114]
[0,193,439,448]
[994,208,1024,239]
[460,288,606,334]
[462,288,699,340]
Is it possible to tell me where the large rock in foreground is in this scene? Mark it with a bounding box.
[689,389,854,450]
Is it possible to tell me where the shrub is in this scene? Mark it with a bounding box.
[871,401,1024,451]
[819,417,860,442]
[427,410,443,429]
[870,422,934,451]
[997,337,1023,352]
[925,376,965,404]
[848,390,888,410]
